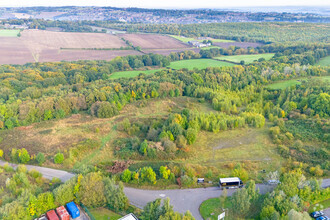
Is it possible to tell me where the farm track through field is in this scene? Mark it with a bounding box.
[73,123,117,170]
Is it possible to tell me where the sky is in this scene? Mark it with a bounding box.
[0,0,329,9]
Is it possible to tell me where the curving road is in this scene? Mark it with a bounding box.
[0,160,74,182]
[1,160,329,220]
[123,184,275,219]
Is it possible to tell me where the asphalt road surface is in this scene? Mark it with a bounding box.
[1,160,329,220]
[0,160,74,182]
[124,184,275,219]
[324,208,330,217]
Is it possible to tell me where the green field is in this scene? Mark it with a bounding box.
[109,69,163,79]
[267,76,330,90]
[0,29,20,37]
[169,59,235,70]
[200,197,233,220]
[309,199,330,213]
[89,208,121,220]
[316,56,330,66]
[215,53,274,64]
[200,46,222,50]
[170,35,234,43]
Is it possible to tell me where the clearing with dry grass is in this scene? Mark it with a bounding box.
[0,96,282,180]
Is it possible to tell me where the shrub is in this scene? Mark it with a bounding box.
[29,169,42,179]
[0,149,3,158]
[53,177,76,206]
[36,152,45,165]
[185,128,197,145]
[260,205,280,219]
[121,169,132,183]
[17,165,27,173]
[181,175,196,187]
[231,188,250,217]
[54,153,64,164]
[309,165,323,177]
[175,135,187,149]
[232,168,249,182]
[139,140,148,156]
[77,172,106,207]
[205,170,213,179]
[159,166,171,180]
[34,192,56,216]
[103,178,129,212]
[18,148,30,164]
[163,140,177,153]
[3,163,14,172]
[141,167,156,183]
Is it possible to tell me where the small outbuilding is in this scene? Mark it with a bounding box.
[119,213,139,220]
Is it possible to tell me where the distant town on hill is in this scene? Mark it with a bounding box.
[0,6,329,23]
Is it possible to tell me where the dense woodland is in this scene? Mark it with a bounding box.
[103,22,330,43]
[2,20,330,43]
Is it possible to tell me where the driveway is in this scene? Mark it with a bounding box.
[1,160,329,220]
[324,208,330,217]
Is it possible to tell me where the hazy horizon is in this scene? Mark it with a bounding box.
[0,0,329,9]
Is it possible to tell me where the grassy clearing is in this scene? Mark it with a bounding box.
[0,113,115,170]
[200,197,233,220]
[109,69,163,79]
[200,46,222,50]
[0,96,280,182]
[170,35,197,43]
[266,76,330,90]
[0,96,281,183]
[308,199,330,213]
[188,124,282,180]
[0,114,110,156]
[316,56,330,66]
[169,59,235,70]
[0,29,20,37]
[214,53,274,64]
[89,207,121,220]
[211,39,236,43]
[170,35,235,43]
[0,97,213,169]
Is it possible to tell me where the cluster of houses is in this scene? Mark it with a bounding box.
[187,40,212,48]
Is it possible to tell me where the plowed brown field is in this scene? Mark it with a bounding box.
[21,30,126,49]
[119,33,189,49]
[0,30,194,65]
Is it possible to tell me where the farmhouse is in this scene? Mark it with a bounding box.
[188,40,211,48]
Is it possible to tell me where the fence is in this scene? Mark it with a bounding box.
[80,203,96,220]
